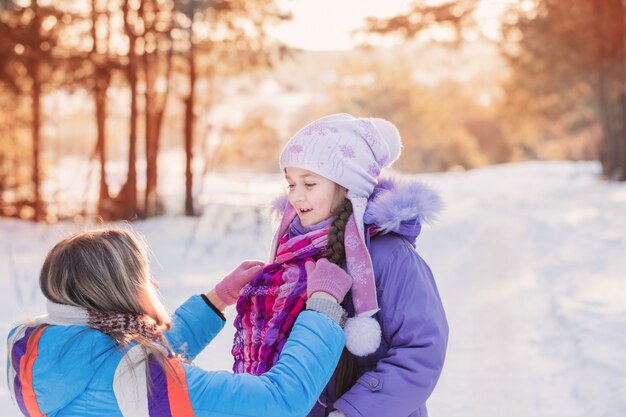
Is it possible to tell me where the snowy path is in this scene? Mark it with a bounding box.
[423,162,626,417]
[1,161,625,416]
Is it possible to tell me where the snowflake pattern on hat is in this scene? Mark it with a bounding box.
[340,145,356,158]
[358,120,381,146]
[368,164,380,177]
[303,123,338,136]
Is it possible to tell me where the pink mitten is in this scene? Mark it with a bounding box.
[215,260,264,305]
[305,259,353,303]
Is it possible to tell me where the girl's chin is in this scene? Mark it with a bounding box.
[298,212,317,227]
[299,217,312,227]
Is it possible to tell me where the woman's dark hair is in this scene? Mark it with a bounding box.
[326,199,360,399]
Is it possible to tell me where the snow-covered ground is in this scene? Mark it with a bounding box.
[1,161,625,416]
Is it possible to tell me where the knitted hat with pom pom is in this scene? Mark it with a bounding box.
[271,113,402,356]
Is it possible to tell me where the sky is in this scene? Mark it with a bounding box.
[269,0,510,51]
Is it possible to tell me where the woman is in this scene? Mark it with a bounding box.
[7,228,352,417]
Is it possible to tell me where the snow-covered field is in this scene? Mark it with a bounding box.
[1,161,625,416]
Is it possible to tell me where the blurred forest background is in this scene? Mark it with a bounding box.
[1,0,625,223]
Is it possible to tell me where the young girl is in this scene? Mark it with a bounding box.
[7,228,354,417]
[233,113,449,417]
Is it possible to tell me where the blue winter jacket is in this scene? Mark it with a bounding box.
[7,295,344,417]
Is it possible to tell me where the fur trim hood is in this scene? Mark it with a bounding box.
[269,176,443,243]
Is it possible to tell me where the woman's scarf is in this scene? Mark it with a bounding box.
[35,300,165,343]
[232,223,330,375]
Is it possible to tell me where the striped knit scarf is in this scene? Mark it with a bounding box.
[232,225,330,375]
[34,300,165,342]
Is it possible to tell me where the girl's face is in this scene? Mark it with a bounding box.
[285,167,347,227]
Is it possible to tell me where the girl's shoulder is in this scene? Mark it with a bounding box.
[369,232,421,282]
[368,232,437,292]
[369,232,417,261]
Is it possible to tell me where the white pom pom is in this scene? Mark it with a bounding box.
[344,315,382,356]
[369,118,402,168]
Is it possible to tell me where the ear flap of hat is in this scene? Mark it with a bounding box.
[343,193,382,356]
[368,118,402,168]
[344,212,378,315]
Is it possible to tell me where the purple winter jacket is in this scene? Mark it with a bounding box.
[293,178,449,417]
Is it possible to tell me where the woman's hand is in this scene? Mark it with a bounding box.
[305,259,353,303]
[212,260,264,306]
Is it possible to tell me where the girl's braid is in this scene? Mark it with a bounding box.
[325,198,360,398]
[326,199,353,266]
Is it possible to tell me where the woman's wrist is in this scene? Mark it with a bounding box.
[205,289,228,314]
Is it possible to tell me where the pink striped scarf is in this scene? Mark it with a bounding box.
[232,225,329,375]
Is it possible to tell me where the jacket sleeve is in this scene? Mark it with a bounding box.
[164,295,226,360]
[334,237,449,417]
[183,310,345,417]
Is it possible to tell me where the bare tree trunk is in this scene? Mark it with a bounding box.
[0,149,4,213]
[27,0,44,222]
[592,0,615,178]
[620,93,626,180]
[144,45,173,218]
[92,0,112,218]
[143,0,173,218]
[611,0,626,180]
[184,45,196,216]
[31,66,42,221]
[144,50,157,217]
[604,0,626,180]
[595,63,615,178]
[593,0,626,180]
[95,83,111,214]
[122,0,138,219]
[126,57,138,218]
[143,0,156,218]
